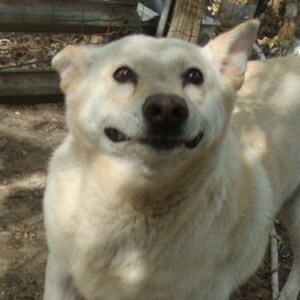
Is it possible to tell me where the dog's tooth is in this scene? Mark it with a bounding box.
[118,131,127,141]
[104,127,129,143]
[184,132,203,149]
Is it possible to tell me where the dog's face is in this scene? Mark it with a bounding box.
[53,21,258,167]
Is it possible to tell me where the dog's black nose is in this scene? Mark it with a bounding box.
[143,94,188,127]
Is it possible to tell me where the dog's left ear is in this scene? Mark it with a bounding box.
[205,20,259,90]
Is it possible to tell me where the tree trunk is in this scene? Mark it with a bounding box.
[167,0,205,43]
[267,0,285,18]
[278,0,298,42]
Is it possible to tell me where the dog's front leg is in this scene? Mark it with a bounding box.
[277,189,300,300]
[44,253,77,300]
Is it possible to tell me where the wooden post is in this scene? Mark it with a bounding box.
[167,0,205,43]
[278,0,298,42]
[267,0,284,19]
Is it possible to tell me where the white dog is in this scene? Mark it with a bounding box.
[43,20,300,300]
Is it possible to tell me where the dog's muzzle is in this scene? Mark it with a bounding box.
[104,94,204,151]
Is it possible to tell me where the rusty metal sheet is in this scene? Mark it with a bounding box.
[0,70,63,103]
[0,0,141,33]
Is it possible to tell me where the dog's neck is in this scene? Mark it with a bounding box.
[74,128,241,219]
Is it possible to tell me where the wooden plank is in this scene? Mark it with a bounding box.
[0,70,63,103]
[0,0,140,33]
[167,0,205,43]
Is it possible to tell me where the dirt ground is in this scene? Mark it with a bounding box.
[0,103,66,299]
[0,0,299,297]
[0,102,296,299]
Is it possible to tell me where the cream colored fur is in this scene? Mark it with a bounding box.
[43,21,300,300]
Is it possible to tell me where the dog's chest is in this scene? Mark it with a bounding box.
[69,211,222,299]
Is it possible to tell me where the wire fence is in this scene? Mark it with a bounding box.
[0,0,159,70]
[0,0,262,35]
[0,0,299,71]
[0,0,144,34]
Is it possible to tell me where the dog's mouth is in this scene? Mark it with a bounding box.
[104,127,204,150]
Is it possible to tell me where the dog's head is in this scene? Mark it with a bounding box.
[53,21,258,166]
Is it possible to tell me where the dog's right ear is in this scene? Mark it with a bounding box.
[52,45,94,92]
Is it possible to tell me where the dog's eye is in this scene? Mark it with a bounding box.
[182,68,204,86]
[113,66,137,84]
